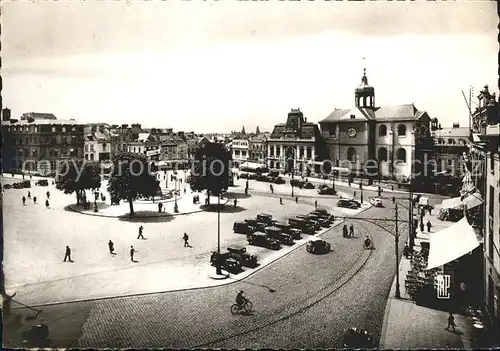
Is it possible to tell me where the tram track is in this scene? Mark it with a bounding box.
[192,218,376,348]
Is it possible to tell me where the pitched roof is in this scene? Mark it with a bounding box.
[374,104,418,120]
[7,119,83,125]
[434,127,470,138]
[320,104,429,123]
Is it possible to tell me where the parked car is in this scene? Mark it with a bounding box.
[209,252,242,273]
[318,187,337,195]
[265,226,294,245]
[310,209,335,222]
[306,239,331,254]
[269,170,280,177]
[290,179,306,188]
[370,197,383,207]
[318,184,329,190]
[342,327,375,348]
[244,219,268,231]
[256,213,274,224]
[233,221,256,234]
[256,175,267,181]
[273,222,302,239]
[239,173,249,179]
[247,232,281,250]
[272,177,285,184]
[248,173,258,180]
[35,179,49,186]
[226,245,258,268]
[288,217,316,234]
[303,182,315,189]
[306,214,330,227]
[337,199,361,209]
[296,215,321,230]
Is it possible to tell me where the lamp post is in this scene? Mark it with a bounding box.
[216,193,222,275]
[93,189,99,212]
[395,203,402,299]
[360,182,364,204]
[174,175,179,213]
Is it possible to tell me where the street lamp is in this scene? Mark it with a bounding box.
[394,203,402,299]
[360,182,364,204]
[93,189,99,212]
[174,174,179,213]
[216,193,222,275]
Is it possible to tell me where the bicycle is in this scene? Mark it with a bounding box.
[230,300,253,315]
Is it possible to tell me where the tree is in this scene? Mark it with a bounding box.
[56,160,102,205]
[107,152,159,216]
[189,142,231,203]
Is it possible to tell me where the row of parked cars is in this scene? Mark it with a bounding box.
[239,171,286,184]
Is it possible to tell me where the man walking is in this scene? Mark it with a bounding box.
[426,220,432,233]
[158,202,163,213]
[33,196,37,204]
[295,196,298,203]
[183,232,189,247]
[349,224,355,237]
[343,224,349,238]
[46,191,50,199]
[445,312,456,331]
[315,200,318,209]
[130,246,135,262]
[63,246,72,262]
[137,225,144,239]
[280,197,283,205]
[234,198,237,207]
[27,191,31,199]
[108,240,115,254]
[22,196,26,205]
[45,199,50,208]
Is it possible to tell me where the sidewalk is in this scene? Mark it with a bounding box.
[380,203,475,349]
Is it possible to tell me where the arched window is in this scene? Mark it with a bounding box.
[458,138,467,145]
[378,147,388,162]
[379,124,387,136]
[438,138,444,145]
[448,138,456,145]
[396,148,407,163]
[347,147,357,162]
[397,124,407,136]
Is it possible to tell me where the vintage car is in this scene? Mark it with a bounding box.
[318,184,329,190]
[290,179,307,188]
[247,232,281,250]
[269,170,280,177]
[296,215,321,230]
[272,177,285,184]
[22,323,50,347]
[256,213,275,225]
[288,217,316,234]
[35,179,49,186]
[306,239,331,254]
[210,252,243,273]
[265,226,294,245]
[226,245,258,268]
[247,173,259,180]
[244,219,268,232]
[256,174,268,182]
[273,222,302,239]
[239,172,249,179]
[310,210,335,222]
[303,182,315,189]
[318,187,337,195]
[342,327,375,348]
[306,214,331,227]
[337,199,361,209]
[233,221,257,234]
[370,197,383,207]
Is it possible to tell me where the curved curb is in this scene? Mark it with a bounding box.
[17,202,373,308]
[208,271,230,280]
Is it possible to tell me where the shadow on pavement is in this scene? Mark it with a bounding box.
[200,205,246,213]
[118,211,176,223]
[64,203,112,213]
[224,192,251,199]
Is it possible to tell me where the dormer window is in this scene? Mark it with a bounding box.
[350,115,355,120]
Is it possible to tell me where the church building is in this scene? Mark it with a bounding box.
[318,69,435,181]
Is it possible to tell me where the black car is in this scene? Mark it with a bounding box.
[290,179,306,188]
[273,222,302,239]
[272,177,285,184]
[318,187,337,195]
[226,245,258,268]
[288,218,316,234]
[318,184,329,190]
[306,239,331,254]
[269,170,280,177]
[265,226,294,245]
[296,215,321,230]
[303,182,315,189]
[244,219,268,231]
[342,327,375,348]
[306,214,330,227]
[239,173,249,179]
[247,232,281,250]
[233,221,256,234]
[337,199,361,209]
[310,209,335,222]
[256,213,275,225]
[256,175,268,181]
[35,179,49,186]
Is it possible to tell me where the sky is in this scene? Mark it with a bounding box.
[2,1,498,133]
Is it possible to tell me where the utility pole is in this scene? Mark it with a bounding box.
[409,180,414,250]
[395,203,401,299]
[360,182,364,204]
[216,193,222,275]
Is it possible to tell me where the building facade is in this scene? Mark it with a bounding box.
[432,123,470,178]
[267,108,327,174]
[84,124,117,162]
[318,70,433,181]
[469,85,500,335]
[1,114,85,174]
[248,133,268,163]
[231,137,250,167]
[127,133,162,161]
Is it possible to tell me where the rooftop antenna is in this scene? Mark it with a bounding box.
[462,86,472,132]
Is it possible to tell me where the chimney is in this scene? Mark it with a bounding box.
[452,122,460,128]
[304,117,307,123]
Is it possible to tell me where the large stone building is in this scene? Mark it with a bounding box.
[432,123,470,178]
[83,124,118,162]
[248,133,268,163]
[1,111,85,174]
[318,69,434,181]
[230,137,250,167]
[267,108,327,174]
[468,84,500,336]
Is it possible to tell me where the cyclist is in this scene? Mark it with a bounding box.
[236,290,247,310]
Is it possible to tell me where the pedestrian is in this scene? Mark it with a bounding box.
[245,187,248,195]
[343,225,348,238]
[429,207,433,215]
[280,197,283,205]
[45,199,50,208]
[22,196,26,205]
[420,222,424,233]
[270,184,274,194]
[353,190,357,198]
[108,240,115,254]
[426,220,432,233]
[392,196,395,204]
[349,224,354,237]
[33,196,37,204]
[295,196,298,203]
[184,188,186,194]
[445,312,456,331]
[158,202,163,213]
[130,246,135,262]
[234,198,237,207]
[391,185,394,191]
[137,225,144,239]
[315,200,318,209]
[27,191,31,198]
[183,232,189,247]
[63,246,72,262]
[46,190,50,199]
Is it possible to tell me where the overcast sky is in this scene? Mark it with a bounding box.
[2,1,497,133]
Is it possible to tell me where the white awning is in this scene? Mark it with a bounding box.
[240,161,266,170]
[463,191,484,209]
[426,218,480,270]
[156,161,168,166]
[441,197,463,209]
